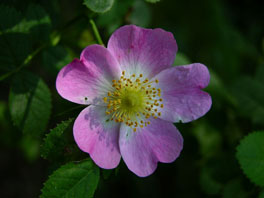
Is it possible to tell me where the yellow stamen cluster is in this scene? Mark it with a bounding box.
[103,71,164,132]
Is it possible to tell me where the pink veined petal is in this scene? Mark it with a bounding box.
[73,105,121,169]
[56,44,120,105]
[154,63,212,123]
[119,118,183,177]
[107,25,177,79]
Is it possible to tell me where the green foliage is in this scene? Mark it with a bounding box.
[42,45,72,75]
[40,159,100,198]
[232,73,264,124]
[174,52,191,66]
[145,0,160,3]
[129,0,151,27]
[236,131,264,187]
[0,4,51,74]
[259,189,264,198]
[84,0,114,13]
[200,167,222,195]
[41,118,74,160]
[222,179,247,198]
[9,71,52,138]
[0,5,22,32]
[96,0,133,34]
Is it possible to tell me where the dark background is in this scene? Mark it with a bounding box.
[0,0,264,197]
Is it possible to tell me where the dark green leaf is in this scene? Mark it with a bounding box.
[0,5,22,33]
[222,179,247,198]
[145,0,160,3]
[41,159,100,198]
[232,77,264,124]
[41,118,74,160]
[9,71,52,138]
[25,4,51,42]
[84,0,114,13]
[0,33,31,73]
[42,45,72,75]
[200,167,222,195]
[236,131,264,187]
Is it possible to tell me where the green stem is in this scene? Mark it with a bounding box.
[0,44,46,81]
[89,19,104,46]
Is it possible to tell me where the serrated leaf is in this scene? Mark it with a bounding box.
[41,118,74,160]
[9,71,52,138]
[41,159,100,198]
[236,131,264,187]
[84,0,114,13]
[42,46,72,75]
[145,0,160,3]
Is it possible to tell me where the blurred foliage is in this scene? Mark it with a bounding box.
[0,0,264,197]
[236,131,264,187]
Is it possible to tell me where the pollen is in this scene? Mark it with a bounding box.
[102,70,163,131]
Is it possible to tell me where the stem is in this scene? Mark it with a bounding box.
[0,44,46,81]
[89,19,104,46]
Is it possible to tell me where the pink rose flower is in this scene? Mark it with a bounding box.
[56,25,212,177]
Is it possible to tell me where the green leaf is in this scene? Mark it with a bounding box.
[0,33,32,73]
[41,159,100,198]
[0,4,51,38]
[84,0,114,13]
[0,5,22,33]
[145,0,160,3]
[42,45,72,75]
[232,76,264,124]
[129,0,151,28]
[41,118,74,160]
[24,4,51,42]
[9,71,52,138]
[236,131,264,187]
[173,52,191,66]
[96,0,133,34]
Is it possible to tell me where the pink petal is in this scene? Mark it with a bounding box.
[107,25,177,78]
[155,63,212,123]
[119,118,183,177]
[73,105,121,169]
[56,45,120,105]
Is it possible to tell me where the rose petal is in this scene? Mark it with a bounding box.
[107,25,177,78]
[154,63,212,123]
[56,45,120,105]
[119,118,183,177]
[73,105,121,169]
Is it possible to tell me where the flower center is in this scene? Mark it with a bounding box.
[103,71,163,132]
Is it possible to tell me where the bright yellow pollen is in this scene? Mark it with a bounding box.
[102,71,163,131]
